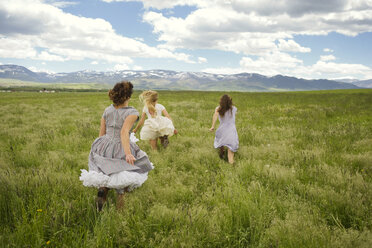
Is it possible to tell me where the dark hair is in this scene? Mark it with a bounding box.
[108,81,133,106]
[218,94,233,117]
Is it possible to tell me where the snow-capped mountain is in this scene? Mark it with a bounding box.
[351,79,372,88]
[0,64,365,91]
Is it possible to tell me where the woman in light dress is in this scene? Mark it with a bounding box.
[133,90,177,150]
[80,81,153,211]
[209,94,239,164]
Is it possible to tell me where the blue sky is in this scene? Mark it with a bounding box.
[0,0,372,80]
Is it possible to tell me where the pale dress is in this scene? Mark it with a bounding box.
[140,103,175,140]
[214,106,239,152]
[80,105,154,192]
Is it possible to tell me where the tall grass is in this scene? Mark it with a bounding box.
[0,90,371,247]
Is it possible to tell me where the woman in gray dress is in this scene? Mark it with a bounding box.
[80,81,153,211]
[209,94,239,164]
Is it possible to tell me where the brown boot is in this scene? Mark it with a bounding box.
[163,135,169,148]
[160,135,169,148]
[96,187,109,212]
[218,147,225,159]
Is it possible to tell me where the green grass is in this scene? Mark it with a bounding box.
[0,90,371,247]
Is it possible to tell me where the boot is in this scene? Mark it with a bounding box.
[160,135,169,148]
[218,147,225,159]
[96,187,109,212]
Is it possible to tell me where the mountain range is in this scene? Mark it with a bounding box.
[0,64,368,91]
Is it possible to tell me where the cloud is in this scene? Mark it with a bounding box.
[277,39,311,53]
[0,0,197,64]
[0,37,37,58]
[230,0,349,17]
[320,55,336,61]
[27,66,55,73]
[309,60,372,79]
[91,61,99,65]
[323,48,334,52]
[113,64,130,71]
[203,54,372,80]
[101,0,200,9]
[138,0,372,56]
[37,51,66,61]
[45,1,79,8]
[111,63,142,71]
[198,57,207,63]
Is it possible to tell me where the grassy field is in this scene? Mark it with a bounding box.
[0,89,371,247]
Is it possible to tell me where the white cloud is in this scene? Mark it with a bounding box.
[277,39,311,53]
[320,55,336,61]
[309,61,372,79]
[28,66,55,73]
[203,55,372,80]
[37,51,65,61]
[138,0,372,57]
[113,64,130,71]
[45,1,79,8]
[101,0,200,9]
[198,57,207,63]
[323,48,334,52]
[91,61,99,65]
[239,52,303,76]
[134,37,144,42]
[0,37,37,58]
[133,65,143,70]
[0,0,197,64]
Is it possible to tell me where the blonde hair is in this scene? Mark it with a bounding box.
[139,90,158,117]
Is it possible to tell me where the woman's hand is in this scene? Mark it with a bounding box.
[126,153,136,165]
[132,128,137,133]
[209,127,215,132]
[174,129,178,135]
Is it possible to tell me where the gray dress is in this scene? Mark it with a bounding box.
[80,105,153,192]
[214,106,239,152]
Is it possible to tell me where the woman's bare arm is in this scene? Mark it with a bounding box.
[209,109,219,131]
[99,117,106,136]
[121,115,138,165]
[162,109,172,120]
[133,112,146,133]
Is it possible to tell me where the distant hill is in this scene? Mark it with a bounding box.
[0,64,363,91]
[352,79,372,88]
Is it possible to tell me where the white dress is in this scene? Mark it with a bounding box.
[140,103,175,140]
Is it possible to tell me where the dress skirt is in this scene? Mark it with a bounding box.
[80,133,153,192]
[140,116,175,140]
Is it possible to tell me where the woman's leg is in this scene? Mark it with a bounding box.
[227,149,234,164]
[149,138,158,150]
[116,187,129,209]
[116,193,125,209]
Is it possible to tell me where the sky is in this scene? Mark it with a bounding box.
[1,0,372,80]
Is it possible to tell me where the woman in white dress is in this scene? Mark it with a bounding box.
[133,90,177,150]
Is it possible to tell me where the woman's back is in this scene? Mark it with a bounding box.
[143,103,165,119]
[218,106,237,125]
[103,105,138,139]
